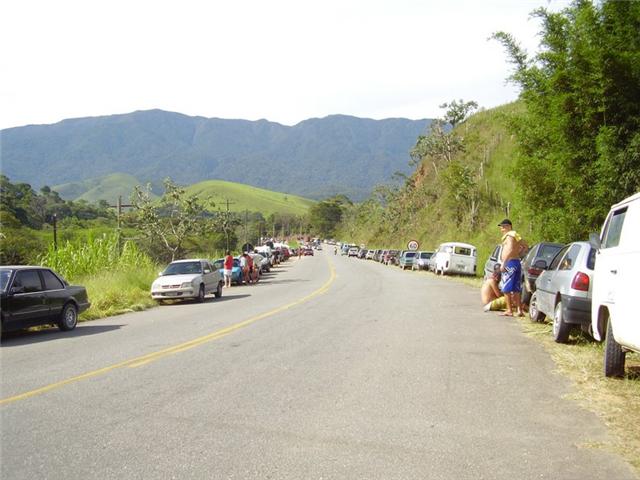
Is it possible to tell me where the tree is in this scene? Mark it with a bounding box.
[308,200,344,238]
[492,0,640,240]
[131,178,208,261]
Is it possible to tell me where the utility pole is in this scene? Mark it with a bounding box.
[109,196,133,251]
[52,213,58,251]
[222,198,236,251]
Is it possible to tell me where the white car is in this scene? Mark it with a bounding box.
[432,242,477,276]
[590,192,640,377]
[151,259,223,303]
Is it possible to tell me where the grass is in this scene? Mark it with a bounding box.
[185,179,315,217]
[518,317,640,473]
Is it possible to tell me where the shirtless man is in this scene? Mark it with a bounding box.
[498,219,524,317]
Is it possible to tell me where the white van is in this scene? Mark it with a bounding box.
[432,242,477,276]
[590,192,640,377]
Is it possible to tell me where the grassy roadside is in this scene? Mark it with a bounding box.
[430,270,640,474]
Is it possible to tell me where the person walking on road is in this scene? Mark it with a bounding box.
[223,250,234,288]
[498,219,526,317]
[240,252,249,285]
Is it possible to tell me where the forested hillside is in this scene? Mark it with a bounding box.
[334,0,640,265]
[2,112,430,201]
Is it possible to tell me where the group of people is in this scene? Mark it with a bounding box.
[222,250,257,288]
[481,219,528,317]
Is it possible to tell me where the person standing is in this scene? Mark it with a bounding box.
[223,250,234,288]
[498,219,525,317]
[239,252,249,284]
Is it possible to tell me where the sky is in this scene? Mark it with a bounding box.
[0,0,572,130]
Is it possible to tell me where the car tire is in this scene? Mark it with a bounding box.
[197,284,205,303]
[214,282,223,298]
[529,292,545,322]
[552,301,571,343]
[58,303,78,331]
[604,318,625,378]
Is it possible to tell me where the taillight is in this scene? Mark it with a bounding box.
[571,272,590,291]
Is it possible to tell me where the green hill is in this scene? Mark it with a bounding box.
[336,102,526,267]
[54,173,149,204]
[184,180,315,217]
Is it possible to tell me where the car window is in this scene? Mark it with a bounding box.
[491,245,501,259]
[558,244,581,271]
[601,207,627,248]
[41,269,65,290]
[14,270,43,293]
[538,244,563,263]
[454,246,472,256]
[549,245,570,270]
[586,247,596,270]
[0,269,12,291]
[164,262,202,275]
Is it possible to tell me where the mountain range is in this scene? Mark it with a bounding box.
[1,110,431,201]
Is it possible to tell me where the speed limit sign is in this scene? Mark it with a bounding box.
[407,240,419,251]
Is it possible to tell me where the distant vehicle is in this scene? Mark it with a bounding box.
[483,244,504,280]
[412,251,434,271]
[365,250,375,260]
[304,248,314,256]
[385,250,400,265]
[590,192,640,377]
[151,259,223,303]
[348,247,359,257]
[528,241,595,343]
[357,249,368,259]
[398,251,418,270]
[432,242,477,276]
[520,242,564,304]
[373,249,384,262]
[1,266,91,334]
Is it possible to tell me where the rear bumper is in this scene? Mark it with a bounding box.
[561,295,591,325]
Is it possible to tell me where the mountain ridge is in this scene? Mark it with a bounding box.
[1,109,431,200]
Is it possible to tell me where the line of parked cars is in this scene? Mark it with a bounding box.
[484,192,640,377]
[338,241,478,276]
[151,245,291,303]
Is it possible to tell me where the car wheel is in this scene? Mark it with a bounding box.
[604,318,625,377]
[214,282,223,298]
[58,303,78,331]
[197,284,205,303]
[528,292,545,322]
[552,301,570,343]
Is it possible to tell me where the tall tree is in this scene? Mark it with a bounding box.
[492,0,640,240]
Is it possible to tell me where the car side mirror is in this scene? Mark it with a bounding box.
[11,286,25,294]
[589,232,601,250]
[533,259,548,270]
[203,269,211,274]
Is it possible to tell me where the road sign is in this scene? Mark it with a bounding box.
[407,240,419,251]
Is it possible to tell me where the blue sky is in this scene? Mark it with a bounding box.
[1,0,571,129]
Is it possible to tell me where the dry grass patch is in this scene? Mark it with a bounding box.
[519,317,640,474]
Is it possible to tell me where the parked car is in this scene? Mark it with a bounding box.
[151,259,223,303]
[590,192,640,377]
[520,242,564,304]
[385,250,400,265]
[1,266,91,334]
[483,244,503,280]
[357,249,368,259]
[213,258,243,284]
[398,251,418,270]
[528,241,595,343]
[412,251,434,271]
[348,247,359,257]
[432,242,477,276]
[365,250,375,260]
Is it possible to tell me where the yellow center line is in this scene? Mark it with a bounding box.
[1,258,336,406]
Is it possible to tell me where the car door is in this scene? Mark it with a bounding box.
[202,261,216,294]
[40,268,68,319]
[536,245,569,316]
[549,243,582,299]
[5,269,48,329]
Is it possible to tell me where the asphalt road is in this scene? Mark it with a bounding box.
[1,251,637,479]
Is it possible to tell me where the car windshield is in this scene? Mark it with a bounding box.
[162,261,202,275]
[405,252,417,258]
[0,268,13,291]
[420,252,432,258]
[539,244,563,262]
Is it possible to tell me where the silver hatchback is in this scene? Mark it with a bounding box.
[529,241,596,343]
